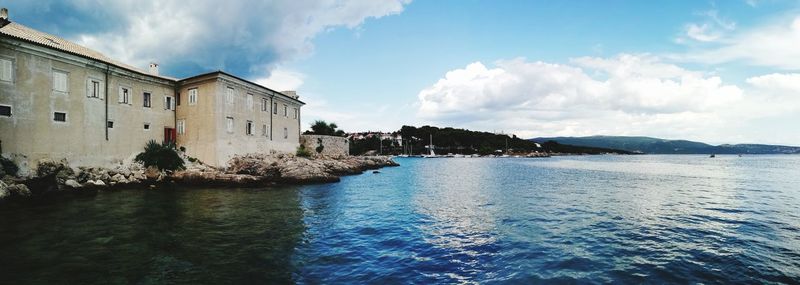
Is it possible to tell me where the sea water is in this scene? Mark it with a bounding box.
[1,155,799,284]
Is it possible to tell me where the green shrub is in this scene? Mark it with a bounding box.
[0,156,19,177]
[134,140,185,171]
[315,138,324,153]
[187,156,197,163]
[296,145,312,158]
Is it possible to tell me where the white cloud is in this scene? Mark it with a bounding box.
[746,73,800,91]
[66,0,411,74]
[416,54,800,144]
[686,23,721,42]
[679,10,736,43]
[253,67,305,91]
[675,15,800,69]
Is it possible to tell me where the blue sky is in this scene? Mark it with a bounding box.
[5,0,800,145]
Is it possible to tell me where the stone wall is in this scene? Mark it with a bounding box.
[300,135,349,157]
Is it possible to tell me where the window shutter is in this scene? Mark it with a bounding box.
[86,79,91,97]
[100,82,105,100]
[1,60,12,82]
[60,74,67,91]
[53,72,67,92]
[119,88,124,103]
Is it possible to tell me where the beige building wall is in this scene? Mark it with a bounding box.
[176,72,304,167]
[0,39,175,173]
[176,75,219,166]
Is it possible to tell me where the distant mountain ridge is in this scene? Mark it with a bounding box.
[529,136,800,154]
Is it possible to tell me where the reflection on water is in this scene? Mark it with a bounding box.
[294,155,800,283]
[0,187,305,284]
[1,155,800,284]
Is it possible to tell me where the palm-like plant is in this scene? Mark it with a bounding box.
[134,140,185,171]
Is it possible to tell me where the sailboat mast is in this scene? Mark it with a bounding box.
[430,134,434,156]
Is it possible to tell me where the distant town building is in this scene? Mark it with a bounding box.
[0,8,304,170]
[347,131,403,146]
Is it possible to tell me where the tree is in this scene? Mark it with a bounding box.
[306,120,345,136]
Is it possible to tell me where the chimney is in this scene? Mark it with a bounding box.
[0,8,9,23]
[282,90,298,99]
[149,62,159,76]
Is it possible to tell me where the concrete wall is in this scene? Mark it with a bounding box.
[0,38,174,174]
[300,134,349,157]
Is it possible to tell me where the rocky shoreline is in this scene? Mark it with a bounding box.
[0,154,398,201]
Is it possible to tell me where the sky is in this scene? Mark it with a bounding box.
[4,0,800,145]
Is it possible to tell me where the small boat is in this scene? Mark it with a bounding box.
[710,154,716,158]
[423,134,439,158]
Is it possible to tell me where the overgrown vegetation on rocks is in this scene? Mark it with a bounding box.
[296,145,312,158]
[135,140,185,171]
[315,138,325,153]
[0,156,18,177]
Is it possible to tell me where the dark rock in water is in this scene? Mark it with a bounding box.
[373,171,380,174]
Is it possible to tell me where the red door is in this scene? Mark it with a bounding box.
[164,128,176,145]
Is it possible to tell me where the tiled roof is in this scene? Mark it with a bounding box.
[0,22,176,81]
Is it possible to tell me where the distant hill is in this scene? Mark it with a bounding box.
[349,125,633,155]
[529,136,800,154]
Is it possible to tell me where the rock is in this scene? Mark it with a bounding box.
[0,180,9,200]
[35,159,75,185]
[373,171,380,174]
[65,179,82,189]
[171,170,265,186]
[6,183,31,197]
[111,173,128,184]
[132,172,146,182]
[90,180,106,187]
[144,166,161,180]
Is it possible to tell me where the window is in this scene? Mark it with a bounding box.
[0,58,12,83]
[226,117,234,133]
[283,127,288,139]
[188,88,198,105]
[0,105,11,117]
[177,119,185,134]
[283,104,288,117]
[176,92,181,106]
[53,70,68,92]
[143,92,151,107]
[165,96,174,110]
[226,87,234,105]
[119,87,130,104]
[53,112,66,122]
[273,102,278,114]
[88,79,101,98]
[144,123,151,131]
[293,108,298,119]
[262,98,268,112]
[107,121,114,128]
[247,94,254,110]
[262,124,267,136]
[246,120,253,135]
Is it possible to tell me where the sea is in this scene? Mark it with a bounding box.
[1,155,799,284]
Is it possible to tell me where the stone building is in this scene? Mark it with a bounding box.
[0,8,304,171]
[177,71,303,167]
